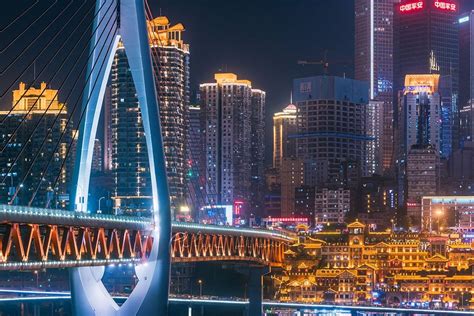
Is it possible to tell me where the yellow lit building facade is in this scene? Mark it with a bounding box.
[272,221,474,309]
[0,82,70,207]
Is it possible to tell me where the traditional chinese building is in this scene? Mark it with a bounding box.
[271,220,474,309]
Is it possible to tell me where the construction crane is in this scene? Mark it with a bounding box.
[297,50,351,76]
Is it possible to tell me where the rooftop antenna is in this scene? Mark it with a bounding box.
[290,91,293,104]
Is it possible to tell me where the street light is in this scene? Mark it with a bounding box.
[98,196,105,214]
[198,279,204,316]
[34,270,39,288]
[198,279,203,297]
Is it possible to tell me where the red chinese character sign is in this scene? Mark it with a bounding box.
[400,1,424,12]
[434,1,457,11]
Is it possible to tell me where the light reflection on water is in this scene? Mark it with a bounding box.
[0,299,458,316]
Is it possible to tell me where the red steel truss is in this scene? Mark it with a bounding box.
[0,223,153,266]
[0,222,287,269]
[171,232,286,266]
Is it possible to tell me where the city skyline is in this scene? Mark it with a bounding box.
[1,1,474,314]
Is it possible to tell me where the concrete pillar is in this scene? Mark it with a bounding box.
[188,306,192,316]
[247,266,270,316]
[33,304,40,316]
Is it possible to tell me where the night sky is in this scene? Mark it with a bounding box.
[149,0,355,108]
[3,0,474,164]
[149,0,474,163]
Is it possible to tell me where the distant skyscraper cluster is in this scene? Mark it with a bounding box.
[8,2,473,232]
[269,0,474,232]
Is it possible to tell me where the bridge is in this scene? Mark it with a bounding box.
[0,0,294,313]
[0,204,291,270]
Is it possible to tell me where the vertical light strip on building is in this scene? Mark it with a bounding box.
[370,0,375,99]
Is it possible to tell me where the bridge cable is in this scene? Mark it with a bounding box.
[44,25,119,207]
[0,5,111,154]
[14,23,119,206]
[0,0,110,100]
[6,18,118,204]
[3,7,119,203]
[145,2,209,213]
[0,0,75,73]
[145,3,208,214]
[0,0,116,155]
[0,0,40,32]
[23,10,119,205]
[0,0,59,52]
[0,0,112,124]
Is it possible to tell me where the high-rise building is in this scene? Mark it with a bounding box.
[92,139,102,173]
[102,86,112,171]
[0,82,70,208]
[199,73,265,217]
[365,100,384,175]
[293,76,370,186]
[294,186,316,226]
[397,75,442,226]
[314,188,351,225]
[406,145,439,227]
[396,75,442,159]
[250,89,266,216]
[459,11,474,142]
[280,158,304,217]
[355,0,397,172]
[149,17,190,211]
[111,45,151,213]
[394,0,459,152]
[111,16,189,214]
[186,105,205,215]
[272,104,297,171]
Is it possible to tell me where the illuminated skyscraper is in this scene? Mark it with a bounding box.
[200,73,265,217]
[102,86,112,171]
[272,104,297,171]
[397,75,442,159]
[459,11,474,142]
[186,104,205,215]
[149,17,190,211]
[394,0,459,153]
[92,139,102,173]
[365,100,384,175]
[355,0,398,172]
[0,82,70,208]
[293,75,370,186]
[111,16,189,214]
[250,89,266,215]
[280,158,304,217]
[397,75,442,224]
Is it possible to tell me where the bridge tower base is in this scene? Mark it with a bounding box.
[239,266,270,316]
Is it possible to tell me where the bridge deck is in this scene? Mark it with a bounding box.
[0,204,293,241]
[0,204,293,269]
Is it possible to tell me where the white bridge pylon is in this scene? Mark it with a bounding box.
[70,0,171,315]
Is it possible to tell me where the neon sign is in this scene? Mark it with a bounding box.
[434,1,457,11]
[400,1,423,12]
